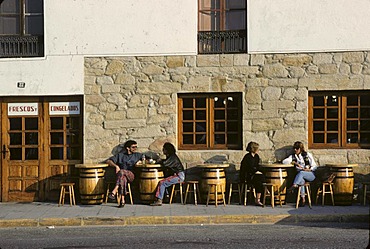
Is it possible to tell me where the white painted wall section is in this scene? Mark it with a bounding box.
[0,56,84,95]
[45,0,197,56]
[248,0,370,53]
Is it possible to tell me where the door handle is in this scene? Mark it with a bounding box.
[2,145,9,159]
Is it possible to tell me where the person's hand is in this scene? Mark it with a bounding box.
[115,166,120,173]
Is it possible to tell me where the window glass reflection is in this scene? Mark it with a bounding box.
[25,148,38,160]
[25,118,38,130]
[51,148,63,160]
[10,133,22,145]
[51,117,63,130]
[9,118,22,130]
[9,148,22,160]
[51,132,63,144]
[25,132,38,145]
[214,134,225,144]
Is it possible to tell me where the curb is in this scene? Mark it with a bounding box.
[0,214,368,228]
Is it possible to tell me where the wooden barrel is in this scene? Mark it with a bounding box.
[326,164,357,206]
[200,167,227,204]
[261,164,290,205]
[138,165,164,203]
[78,168,105,205]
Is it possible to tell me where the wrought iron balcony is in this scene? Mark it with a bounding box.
[198,30,247,54]
[0,35,44,58]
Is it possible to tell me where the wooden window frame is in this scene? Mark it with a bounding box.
[308,91,370,149]
[178,92,242,150]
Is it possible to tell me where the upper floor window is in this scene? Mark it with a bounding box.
[198,0,247,54]
[178,93,242,150]
[0,0,44,58]
[309,91,370,149]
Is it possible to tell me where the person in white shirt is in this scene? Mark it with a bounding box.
[282,141,317,207]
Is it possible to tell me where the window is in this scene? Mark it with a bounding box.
[198,0,247,54]
[309,91,370,148]
[0,0,44,58]
[178,93,242,150]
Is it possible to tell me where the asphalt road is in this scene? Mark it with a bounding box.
[0,223,368,249]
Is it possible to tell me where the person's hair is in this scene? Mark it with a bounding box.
[123,140,137,151]
[246,141,259,153]
[163,142,176,155]
[293,141,306,153]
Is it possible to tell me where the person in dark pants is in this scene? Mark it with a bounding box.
[106,140,143,207]
[151,142,185,206]
[240,141,265,206]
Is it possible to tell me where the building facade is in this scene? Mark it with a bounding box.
[0,0,369,202]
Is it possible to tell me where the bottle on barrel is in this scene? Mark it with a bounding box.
[142,154,146,165]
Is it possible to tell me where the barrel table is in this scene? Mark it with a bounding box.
[326,163,357,206]
[136,163,164,204]
[198,163,229,204]
[75,163,108,205]
[260,163,292,205]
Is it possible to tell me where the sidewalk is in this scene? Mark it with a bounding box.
[0,201,368,228]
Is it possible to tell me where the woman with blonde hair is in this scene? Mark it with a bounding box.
[239,141,265,206]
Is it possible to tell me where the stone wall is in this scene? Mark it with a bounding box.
[84,52,370,176]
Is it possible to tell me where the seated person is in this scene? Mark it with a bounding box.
[106,140,142,207]
[151,142,185,206]
[240,141,265,206]
[282,141,317,207]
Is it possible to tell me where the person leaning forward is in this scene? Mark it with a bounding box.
[151,142,185,206]
[106,140,143,207]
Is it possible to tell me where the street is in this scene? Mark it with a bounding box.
[0,223,368,249]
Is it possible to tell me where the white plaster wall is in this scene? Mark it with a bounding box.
[248,0,370,53]
[0,55,84,95]
[45,0,197,56]
[0,0,197,96]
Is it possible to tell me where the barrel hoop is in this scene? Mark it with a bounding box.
[202,176,226,180]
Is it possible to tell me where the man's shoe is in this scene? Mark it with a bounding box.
[108,193,115,200]
[150,199,162,206]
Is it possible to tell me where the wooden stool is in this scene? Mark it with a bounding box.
[105,181,133,205]
[206,183,226,207]
[117,182,133,205]
[241,183,257,206]
[58,183,76,206]
[184,180,201,205]
[227,181,242,205]
[169,182,184,204]
[316,181,335,206]
[296,183,312,209]
[362,182,370,206]
[262,183,282,208]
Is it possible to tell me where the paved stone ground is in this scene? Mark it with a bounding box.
[0,201,368,227]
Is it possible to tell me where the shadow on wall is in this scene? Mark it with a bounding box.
[274,145,294,162]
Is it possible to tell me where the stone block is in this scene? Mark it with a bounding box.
[262,63,289,78]
[197,55,220,67]
[250,54,265,66]
[342,52,364,63]
[234,54,249,66]
[245,88,262,104]
[105,60,124,75]
[318,64,338,74]
[166,56,185,68]
[282,55,312,67]
[252,118,284,132]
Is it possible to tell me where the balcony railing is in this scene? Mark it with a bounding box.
[0,35,44,58]
[198,30,247,54]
